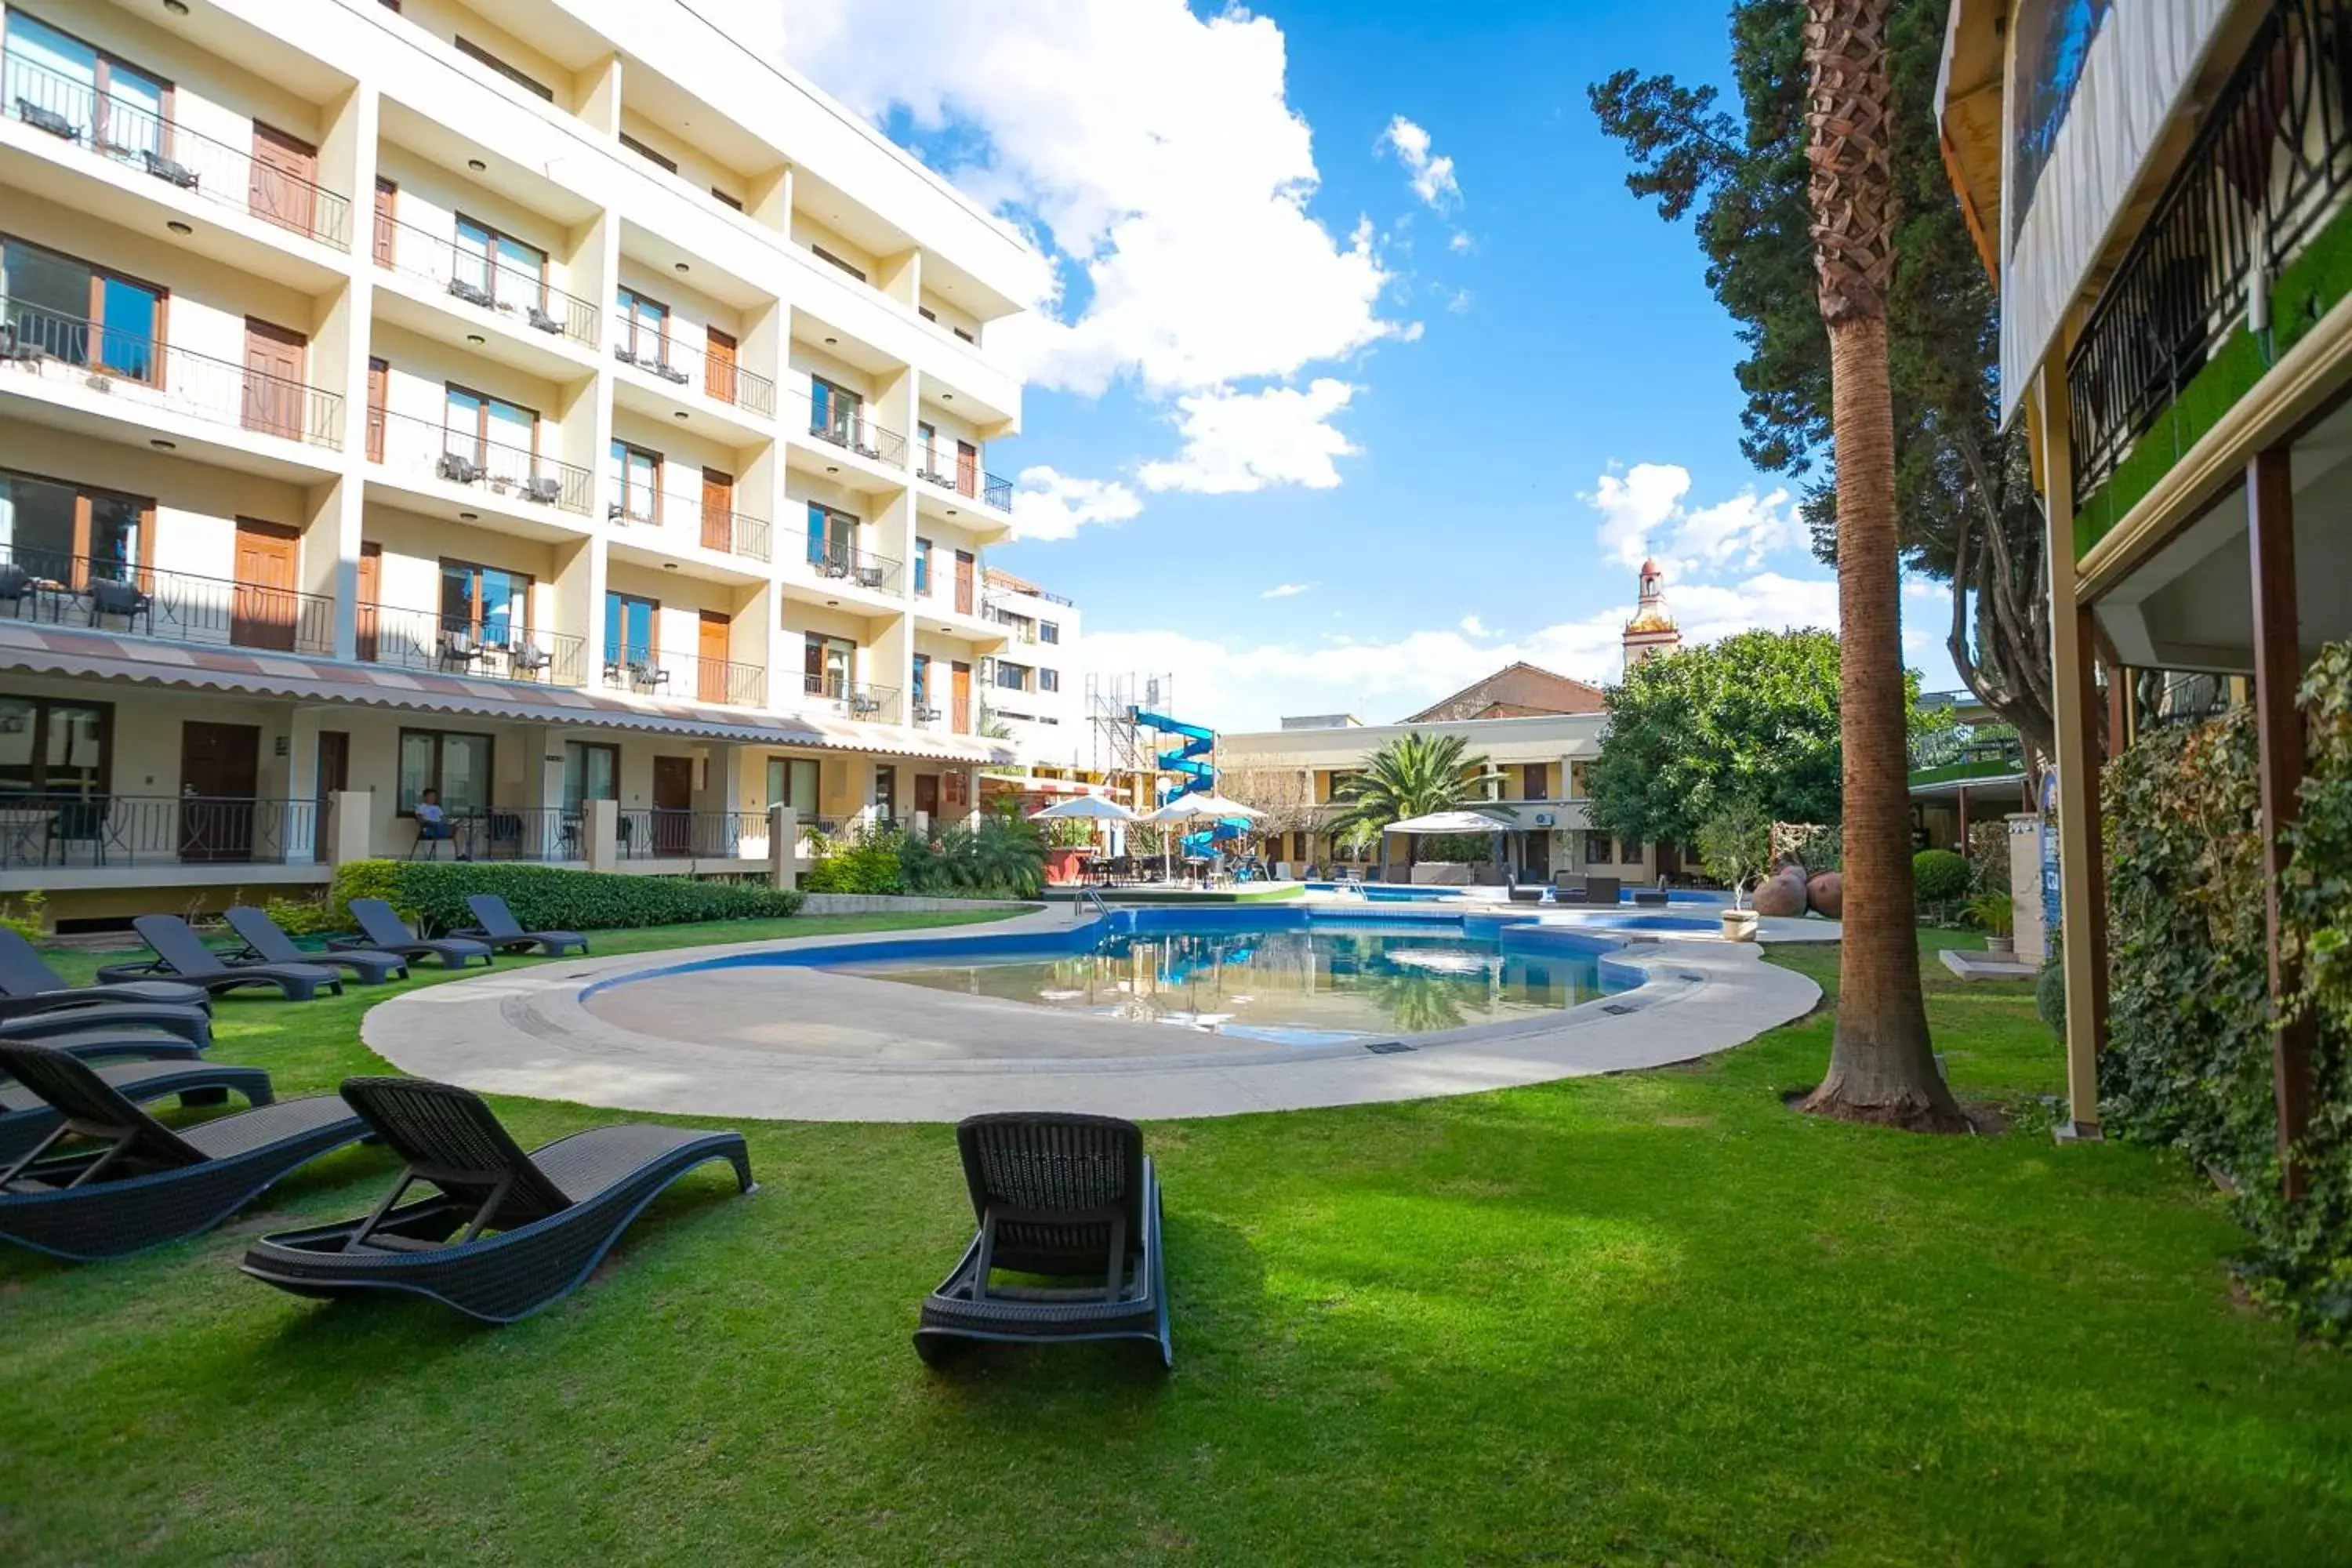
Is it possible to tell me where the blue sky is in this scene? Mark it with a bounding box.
[766,0,1963,731]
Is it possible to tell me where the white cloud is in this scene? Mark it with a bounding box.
[1447,230,1474,253]
[1261,582,1315,599]
[1007,465,1142,542]
[1581,463,1803,579]
[1136,379,1359,495]
[1443,288,1475,314]
[1460,614,1488,637]
[1380,114,1461,211]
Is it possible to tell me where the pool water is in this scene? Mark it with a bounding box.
[854,920,1630,1044]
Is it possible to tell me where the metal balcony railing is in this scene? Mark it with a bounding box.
[1907,726,2024,777]
[2065,0,2352,501]
[605,488,773,564]
[2,299,343,448]
[801,539,902,593]
[983,602,1038,642]
[371,408,593,515]
[914,449,1014,512]
[0,793,315,868]
[0,543,338,656]
[617,808,766,858]
[359,602,587,686]
[797,384,907,466]
[610,318,776,416]
[375,216,599,348]
[801,672,900,723]
[441,805,583,862]
[600,649,767,707]
[2,50,353,249]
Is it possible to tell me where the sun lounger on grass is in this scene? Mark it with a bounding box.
[332,900,492,970]
[0,1057,272,1163]
[0,927,209,1016]
[224,907,409,985]
[98,916,343,1001]
[453,894,588,956]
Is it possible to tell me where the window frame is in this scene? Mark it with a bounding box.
[436,557,533,644]
[1039,620,1060,644]
[810,244,866,282]
[0,692,114,799]
[618,131,677,173]
[609,440,662,524]
[395,726,495,817]
[0,466,156,586]
[562,739,619,812]
[0,233,169,386]
[913,536,932,594]
[2,10,175,161]
[605,590,659,665]
[441,382,540,459]
[451,213,549,311]
[1039,668,1060,694]
[453,36,554,102]
[615,285,669,360]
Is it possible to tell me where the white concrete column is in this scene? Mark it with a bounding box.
[326,789,375,864]
[285,708,323,863]
[768,803,798,890]
[586,797,619,872]
[319,82,379,662]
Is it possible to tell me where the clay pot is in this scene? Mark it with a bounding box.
[1806,870,1843,920]
[1751,869,1807,918]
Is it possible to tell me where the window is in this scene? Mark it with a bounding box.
[609,441,660,524]
[911,653,930,710]
[614,287,667,361]
[443,384,539,482]
[916,421,938,476]
[605,592,657,666]
[913,537,932,594]
[809,376,862,447]
[1040,620,1060,644]
[563,741,618,813]
[0,695,111,798]
[710,187,743,211]
[454,37,553,102]
[765,755,818,810]
[1584,831,1618,866]
[803,631,852,698]
[805,503,855,570]
[0,470,147,583]
[398,728,492,815]
[2,12,168,162]
[918,307,937,322]
[619,132,677,173]
[953,325,976,345]
[438,559,531,645]
[810,244,866,282]
[1039,669,1060,694]
[873,764,895,819]
[1,238,163,382]
[995,662,1029,692]
[451,216,546,314]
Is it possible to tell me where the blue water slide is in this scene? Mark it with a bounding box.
[1132,710,1250,855]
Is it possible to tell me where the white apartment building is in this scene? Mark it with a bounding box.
[978,566,1083,769]
[0,0,1033,920]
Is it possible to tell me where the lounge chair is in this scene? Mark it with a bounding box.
[0,1042,370,1261]
[453,894,588,956]
[332,899,492,970]
[1,1057,273,1163]
[241,1076,753,1323]
[4,1029,204,1067]
[0,927,210,1014]
[0,1002,212,1050]
[99,916,344,1001]
[223,906,410,985]
[913,1112,1171,1368]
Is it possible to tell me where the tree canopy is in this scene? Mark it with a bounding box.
[1322,732,1506,852]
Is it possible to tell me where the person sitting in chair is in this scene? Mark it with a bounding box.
[413,789,466,860]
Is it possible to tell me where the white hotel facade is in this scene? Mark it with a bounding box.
[0,0,1037,920]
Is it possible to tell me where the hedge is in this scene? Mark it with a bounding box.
[1911,848,1969,903]
[314,860,802,936]
[2102,643,2352,1337]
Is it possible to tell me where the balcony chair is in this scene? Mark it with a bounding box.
[612,344,637,366]
[655,361,690,384]
[446,278,495,309]
[436,452,485,485]
[521,475,563,506]
[16,100,78,140]
[851,693,882,719]
[525,306,564,336]
[140,149,199,189]
[408,814,456,860]
[44,798,108,866]
[437,629,483,671]
[507,640,552,681]
[82,579,151,635]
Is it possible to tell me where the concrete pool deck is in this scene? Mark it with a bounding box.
[363,906,1828,1122]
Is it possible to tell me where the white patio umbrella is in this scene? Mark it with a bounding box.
[1029,793,1139,869]
[1383,808,1516,883]
[1145,792,1264,880]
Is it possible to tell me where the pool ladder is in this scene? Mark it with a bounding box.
[1077,887,1111,921]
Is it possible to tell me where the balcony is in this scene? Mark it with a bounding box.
[611,320,776,417]
[370,408,593,517]
[0,793,316,869]
[984,603,1037,643]
[801,539,902,595]
[800,672,900,724]
[607,487,773,565]
[600,650,767,707]
[2,300,343,451]
[435,805,583,862]
[374,216,598,350]
[618,808,768,860]
[1907,726,2025,786]
[1,50,352,251]
[0,544,336,657]
[2066,0,2352,515]
[359,603,587,686]
[797,387,907,467]
[915,450,1014,513]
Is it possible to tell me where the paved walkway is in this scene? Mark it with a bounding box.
[362,906,1825,1122]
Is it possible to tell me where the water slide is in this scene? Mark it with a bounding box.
[1132,710,1249,858]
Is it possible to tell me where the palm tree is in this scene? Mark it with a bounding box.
[1798,0,1965,1131]
[1322,732,1505,873]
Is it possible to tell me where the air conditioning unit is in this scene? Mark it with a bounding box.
[1533,811,1555,827]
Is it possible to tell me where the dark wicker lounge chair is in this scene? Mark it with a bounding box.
[241,1077,753,1323]
[0,1042,370,1261]
[0,1001,212,1049]
[97,917,343,1001]
[913,1112,1171,1368]
[1,1057,273,1163]
[17,1031,205,1067]
[0,927,210,1014]
[454,894,588,956]
[224,906,410,984]
[332,900,492,970]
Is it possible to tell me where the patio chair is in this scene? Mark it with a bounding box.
[241,1076,753,1323]
[102,916,345,1002]
[223,907,411,985]
[1,1056,272,1163]
[0,927,211,1015]
[0,1041,371,1261]
[334,899,493,970]
[7,1029,204,1068]
[0,1004,212,1051]
[913,1112,1171,1369]
[453,895,588,956]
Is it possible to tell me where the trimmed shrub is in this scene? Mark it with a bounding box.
[323,859,802,935]
[1912,848,1970,902]
[263,893,343,939]
[2036,956,2066,1040]
[803,826,908,895]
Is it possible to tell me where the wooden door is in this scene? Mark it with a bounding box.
[180,721,260,862]
[314,729,349,861]
[914,772,939,826]
[951,660,971,734]
[231,517,301,651]
[372,176,398,267]
[365,357,388,463]
[696,611,731,703]
[954,550,975,615]
[356,543,381,662]
[652,755,693,854]
[700,468,735,554]
[704,327,739,405]
[249,123,319,238]
[241,318,308,441]
[956,440,979,498]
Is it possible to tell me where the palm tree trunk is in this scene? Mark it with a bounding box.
[1802,313,1967,1131]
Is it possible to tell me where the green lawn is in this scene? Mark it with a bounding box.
[5,918,2349,1565]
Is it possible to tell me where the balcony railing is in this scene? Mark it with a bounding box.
[360,602,586,686]
[610,320,775,416]
[2066,0,2352,502]
[2,50,352,249]
[0,543,338,657]
[371,408,592,515]
[2,299,343,448]
[983,603,1038,642]
[600,650,767,707]
[914,451,1014,512]
[1907,726,2025,779]
[375,216,599,348]
[0,793,314,869]
[801,539,902,594]
[442,806,583,862]
[801,673,901,724]
[618,808,766,858]
[798,386,907,466]
[607,489,773,564]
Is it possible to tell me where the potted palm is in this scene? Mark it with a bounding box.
[1963,890,2015,957]
[1695,802,1769,942]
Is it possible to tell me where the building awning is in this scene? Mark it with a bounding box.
[0,624,1017,766]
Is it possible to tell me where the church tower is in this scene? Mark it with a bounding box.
[1621,558,1682,667]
